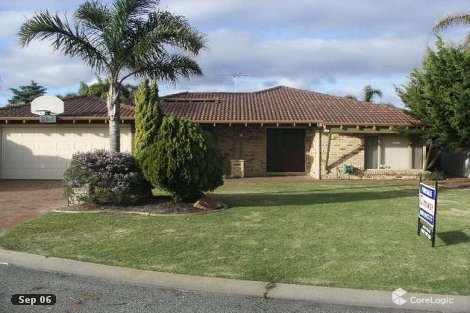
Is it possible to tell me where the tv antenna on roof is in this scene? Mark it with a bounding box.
[217,72,258,92]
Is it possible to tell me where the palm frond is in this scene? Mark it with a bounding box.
[122,54,202,83]
[74,0,112,32]
[462,33,470,49]
[108,0,160,66]
[152,54,203,81]
[433,13,470,32]
[18,10,108,72]
[119,11,205,72]
[147,11,206,54]
[114,0,159,17]
[363,85,383,102]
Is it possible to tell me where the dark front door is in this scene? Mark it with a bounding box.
[267,128,305,172]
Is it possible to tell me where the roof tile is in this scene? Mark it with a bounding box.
[161,86,414,126]
[0,86,414,126]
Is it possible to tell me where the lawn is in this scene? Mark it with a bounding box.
[1,179,469,295]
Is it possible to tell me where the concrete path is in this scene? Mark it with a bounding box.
[1,249,468,313]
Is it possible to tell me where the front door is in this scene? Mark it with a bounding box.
[266,128,305,172]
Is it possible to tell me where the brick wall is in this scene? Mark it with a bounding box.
[319,132,365,179]
[212,125,266,177]
[305,128,316,176]
[212,125,317,177]
[210,125,420,179]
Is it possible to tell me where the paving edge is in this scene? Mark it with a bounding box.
[1,248,469,312]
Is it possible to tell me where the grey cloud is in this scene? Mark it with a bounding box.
[0,42,94,91]
[160,30,427,107]
[195,31,426,84]
[160,0,469,37]
[2,0,468,107]
[0,0,84,12]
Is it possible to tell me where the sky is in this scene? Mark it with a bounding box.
[0,0,469,107]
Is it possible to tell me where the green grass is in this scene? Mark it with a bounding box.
[1,180,469,295]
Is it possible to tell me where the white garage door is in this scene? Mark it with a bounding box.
[1,125,132,179]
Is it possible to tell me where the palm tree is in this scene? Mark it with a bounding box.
[363,85,383,103]
[79,77,137,104]
[18,0,205,152]
[434,13,470,47]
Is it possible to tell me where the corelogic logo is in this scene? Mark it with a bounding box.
[392,288,407,305]
[392,288,454,307]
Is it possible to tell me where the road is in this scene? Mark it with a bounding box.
[0,264,426,313]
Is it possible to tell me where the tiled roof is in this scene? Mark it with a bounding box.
[0,86,415,126]
[162,86,414,126]
[0,96,134,120]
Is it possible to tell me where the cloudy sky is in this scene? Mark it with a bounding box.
[0,0,469,107]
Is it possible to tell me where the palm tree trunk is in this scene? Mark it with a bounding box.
[107,79,120,152]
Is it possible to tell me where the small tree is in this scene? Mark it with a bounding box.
[8,80,46,105]
[343,85,383,102]
[133,78,163,167]
[363,85,383,103]
[397,39,470,151]
[142,117,224,202]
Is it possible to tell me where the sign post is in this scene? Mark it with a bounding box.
[417,177,438,247]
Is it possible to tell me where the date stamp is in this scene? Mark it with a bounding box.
[11,294,56,305]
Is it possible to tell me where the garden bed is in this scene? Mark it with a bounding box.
[58,196,227,215]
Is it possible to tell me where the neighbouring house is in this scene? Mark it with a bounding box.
[0,86,425,180]
[441,151,470,178]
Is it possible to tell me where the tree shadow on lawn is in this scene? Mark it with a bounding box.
[214,188,417,207]
[436,229,470,247]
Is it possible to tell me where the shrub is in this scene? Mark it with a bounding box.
[63,150,152,205]
[141,116,224,202]
[423,170,446,181]
[133,78,163,165]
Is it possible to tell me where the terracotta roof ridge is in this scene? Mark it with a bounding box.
[1,95,103,108]
[162,91,189,98]
[289,88,406,111]
[163,91,250,97]
[61,95,95,101]
[65,95,133,107]
[253,85,285,93]
[163,98,220,102]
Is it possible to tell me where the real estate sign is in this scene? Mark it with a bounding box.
[417,181,438,247]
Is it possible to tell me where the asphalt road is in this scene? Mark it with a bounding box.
[0,264,426,313]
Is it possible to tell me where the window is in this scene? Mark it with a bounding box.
[364,135,423,170]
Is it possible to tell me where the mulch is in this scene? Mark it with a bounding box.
[437,178,470,189]
[57,196,227,215]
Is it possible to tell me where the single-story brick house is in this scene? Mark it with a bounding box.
[0,86,424,180]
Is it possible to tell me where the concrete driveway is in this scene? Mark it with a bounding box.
[0,180,65,232]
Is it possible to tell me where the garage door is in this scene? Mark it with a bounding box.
[1,126,132,179]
